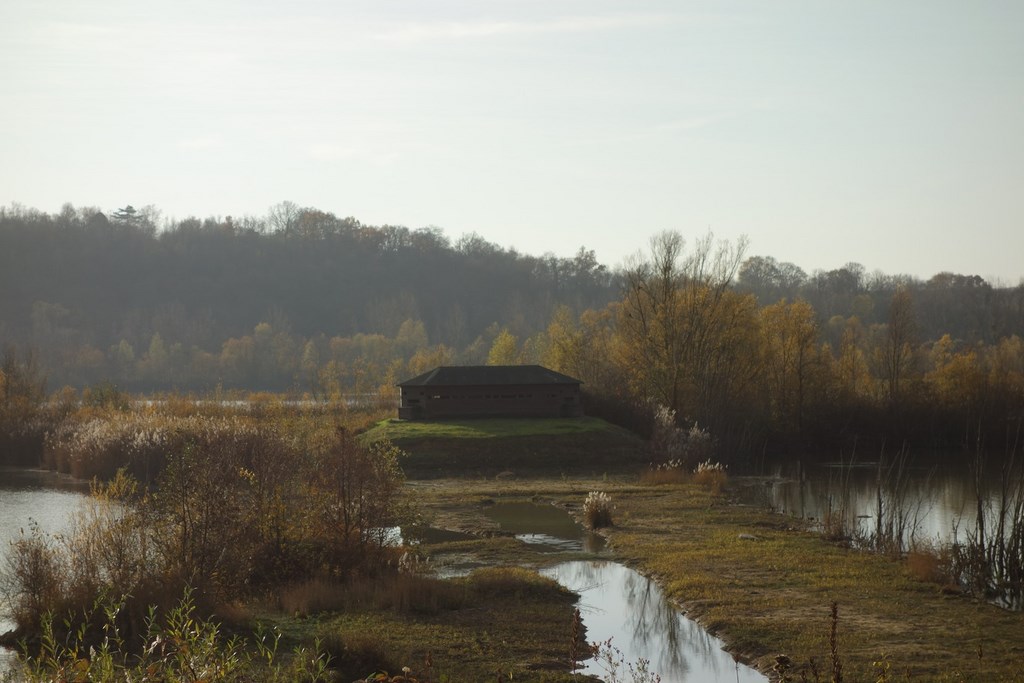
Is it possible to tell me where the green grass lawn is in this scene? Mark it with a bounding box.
[361,417,649,478]
[362,416,624,441]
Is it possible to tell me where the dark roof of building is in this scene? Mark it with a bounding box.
[398,365,582,387]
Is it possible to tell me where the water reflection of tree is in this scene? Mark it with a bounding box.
[547,561,766,682]
[767,464,988,547]
[621,567,689,678]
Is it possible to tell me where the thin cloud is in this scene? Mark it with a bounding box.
[373,14,675,44]
[563,113,733,148]
[654,114,732,132]
[307,143,399,167]
[37,21,123,45]
[177,135,225,151]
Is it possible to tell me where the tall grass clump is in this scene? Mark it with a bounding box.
[904,545,956,587]
[42,409,281,483]
[640,459,688,485]
[642,457,728,492]
[583,491,614,529]
[948,438,1024,607]
[692,459,728,493]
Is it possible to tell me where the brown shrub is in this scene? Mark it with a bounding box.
[278,577,348,616]
[318,630,406,680]
[905,547,953,586]
[692,467,728,494]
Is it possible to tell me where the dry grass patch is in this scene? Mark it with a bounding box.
[279,574,469,618]
[408,475,1024,680]
[601,482,1024,680]
[638,467,688,485]
[309,568,580,682]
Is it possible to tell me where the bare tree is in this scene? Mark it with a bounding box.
[266,200,302,234]
[882,286,918,403]
[619,231,749,419]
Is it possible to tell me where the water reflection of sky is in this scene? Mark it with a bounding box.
[482,501,606,553]
[481,502,765,681]
[759,463,1019,545]
[543,561,766,683]
[0,468,91,670]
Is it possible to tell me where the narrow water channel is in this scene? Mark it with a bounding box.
[483,502,767,683]
[543,561,766,683]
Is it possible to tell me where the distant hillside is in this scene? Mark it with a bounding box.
[0,204,617,390]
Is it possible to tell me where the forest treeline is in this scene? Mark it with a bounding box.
[2,202,1024,461]
[0,202,616,391]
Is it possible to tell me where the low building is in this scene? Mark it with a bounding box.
[397,365,583,420]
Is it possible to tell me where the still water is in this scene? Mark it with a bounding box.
[544,561,766,683]
[482,501,606,553]
[484,502,767,683]
[0,468,91,667]
[756,460,1019,546]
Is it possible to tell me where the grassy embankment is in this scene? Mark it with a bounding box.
[357,417,1024,681]
[361,416,648,478]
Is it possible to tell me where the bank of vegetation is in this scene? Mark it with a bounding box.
[3,202,1024,465]
[0,396,410,676]
[1,391,1024,680]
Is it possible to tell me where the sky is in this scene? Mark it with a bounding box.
[2,1,1022,283]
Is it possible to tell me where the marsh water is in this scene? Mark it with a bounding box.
[482,501,606,553]
[0,480,769,682]
[0,467,91,668]
[755,459,1021,546]
[3,463,1017,678]
[484,502,767,682]
[9,465,1015,680]
[543,561,766,682]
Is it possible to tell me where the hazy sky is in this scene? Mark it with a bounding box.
[3,1,1022,282]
